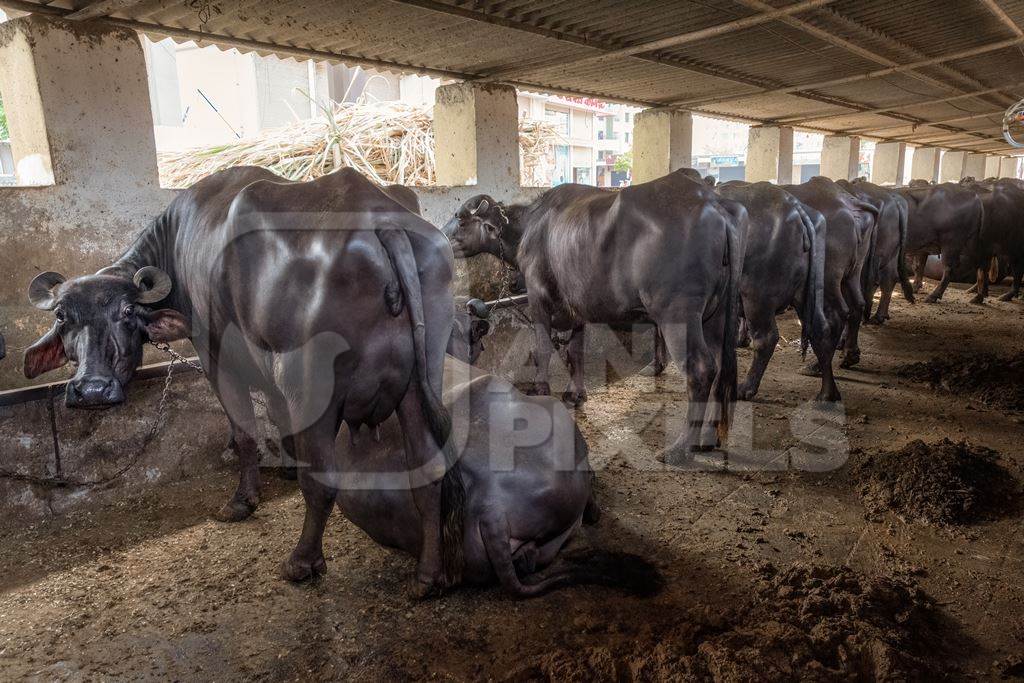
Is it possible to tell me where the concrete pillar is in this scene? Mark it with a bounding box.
[984,155,1002,179]
[939,150,966,183]
[745,125,793,184]
[999,156,1020,178]
[870,142,906,186]
[433,82,519,188]
[0,16,160,190]
[911,147,941,183]
[820,135,860,180]
[963,153,986,180]
[632,108,693,184]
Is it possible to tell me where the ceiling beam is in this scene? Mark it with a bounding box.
[978,0,1024,37]
[776,82,1024,125]
[670,37,1024,107]
[474,0,838,81]
[64,0,145,21]
[851,110,1005,134]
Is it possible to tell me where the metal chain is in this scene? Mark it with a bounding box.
[492,203,533,326]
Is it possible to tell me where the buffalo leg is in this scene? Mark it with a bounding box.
[968,267,989,305]
[280,410,339,582]
[871,264,897,324]
[638,328,667,377]
[267,393,298,480]
[562,325,587,405]
[925,264,953,303]
[839,277,865,369]
[395,386,451,595]
[999,266,1022,301]
[529,309,556,396]
[911,253,928,292]
[212,378,261,523]
[657,314,716,465]
[737,307,778,401]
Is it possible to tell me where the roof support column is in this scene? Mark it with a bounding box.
[984,155,1002,179]
[820,135,860,180]
[939,150,967,183]
[632,108,693,184]
[745,125,793,183]
[870,141,906,186]
[964,153,987,180]
[911,147,941,183]
[433,82,519,188]
[999,156,1021,178]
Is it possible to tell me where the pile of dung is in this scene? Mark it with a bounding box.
[897,351,1024,411]
[507,563,957,682]
[850,439,1019,526]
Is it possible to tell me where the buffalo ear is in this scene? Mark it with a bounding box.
[24,326,68,379]
[471,197,490,216]
[144,309,190,343]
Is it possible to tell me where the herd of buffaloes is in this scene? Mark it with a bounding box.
[14,166,1024,598]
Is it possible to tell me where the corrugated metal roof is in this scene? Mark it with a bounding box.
[6,0,1024,153]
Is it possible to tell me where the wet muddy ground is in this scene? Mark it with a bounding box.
[1,280,1023,681]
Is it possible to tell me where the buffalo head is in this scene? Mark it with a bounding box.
[447,310,490,365]
[442,194,506,259]
[24,268,189,409]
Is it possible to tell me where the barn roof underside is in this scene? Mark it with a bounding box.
[6,0,1024,154]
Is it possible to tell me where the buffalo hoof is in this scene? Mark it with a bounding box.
[799,361,822,378]
[969,294,985,305]
[737,381,758,401]
[998,291,1018,302]
[637,361,665,377]
[839,351,860,369]
[561,390,587,407]
[923,294,941,304]
[868,313,888,325]
[815,387,842,403]
[280,554,327,582]
[655,445,695,468]
[214,497,257,523]
[407,577,446,600]
[525,381,551,396]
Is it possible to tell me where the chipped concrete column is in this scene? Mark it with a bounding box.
[632,108,693,184]
[999,156,1020,178]
[870,142,906,186]
[0,15,160,190]
[745,125,793,184]
[820,135,860,180]
[433,82,519,189]
[963,153,986,180]
[939,150,966,183]
[910,147,941,183]
[984,155,1002,179]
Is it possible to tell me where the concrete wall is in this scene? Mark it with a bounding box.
[746,126,793,183]
[0,17,175,390]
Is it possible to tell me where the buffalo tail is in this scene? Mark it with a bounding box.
[376,227,466,586]
[716,206,744,447]
[896,198,916,304]
[795,203,827,360]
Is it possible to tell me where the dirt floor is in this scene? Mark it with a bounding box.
[1,280,1023,681]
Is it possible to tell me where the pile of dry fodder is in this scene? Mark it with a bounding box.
[158,96,563,189]
[849,439,1020,526]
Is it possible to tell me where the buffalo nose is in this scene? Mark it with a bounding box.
[66,376,125,408]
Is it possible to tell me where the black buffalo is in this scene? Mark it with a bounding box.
[443,169,748,464]
[963,179,1024,302]
[896,182,985,303]
[781,177,879,371]
[24,167,465,594]
[842,179,916,323]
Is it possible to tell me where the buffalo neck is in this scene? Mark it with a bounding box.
[493,203,527,267]
[100,209,186,314]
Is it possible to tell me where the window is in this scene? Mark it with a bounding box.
[144,38,183,127]
[545,107,570,136]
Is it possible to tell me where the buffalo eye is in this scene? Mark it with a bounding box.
[121,304,135,319]
[54,308,66,324]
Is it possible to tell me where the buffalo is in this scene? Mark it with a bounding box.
[781,177,879,371]
[962,179,1024,302]
[444,169,748,464]
[24,167,464,594]
[842,179,916,323]
[896,182,985,303]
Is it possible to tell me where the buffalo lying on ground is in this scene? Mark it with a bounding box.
[896,182,985,303]
[444,169,748,464]
[334,353,635,598]
[23,167,464,594]
[842,179,916,323]
[781,177,879,370]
